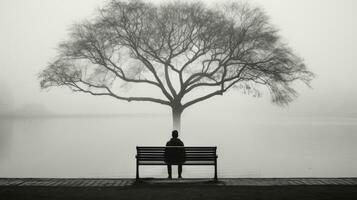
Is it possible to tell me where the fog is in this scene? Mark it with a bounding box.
[0,0,357,178]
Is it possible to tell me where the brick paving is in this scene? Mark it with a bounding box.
[221,178,357,186]
[0,178,356,187]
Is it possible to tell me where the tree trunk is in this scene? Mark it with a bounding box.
[172,107,182,132]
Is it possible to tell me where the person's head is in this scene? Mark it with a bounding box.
[172,130,179,138]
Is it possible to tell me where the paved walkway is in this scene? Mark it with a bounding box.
[1,178,356,187]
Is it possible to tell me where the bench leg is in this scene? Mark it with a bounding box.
[136,160,139,180]
[214,160,218,180]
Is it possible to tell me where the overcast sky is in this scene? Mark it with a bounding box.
[0,0,356,117]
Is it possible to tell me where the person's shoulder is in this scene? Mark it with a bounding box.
[177,139,184,146]
[166,141,171,146]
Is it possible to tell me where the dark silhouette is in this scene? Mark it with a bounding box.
[165,130,185,179]
[39,0,314,131]
[136,146,217,180]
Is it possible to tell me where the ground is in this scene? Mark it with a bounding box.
[1,184,357,200]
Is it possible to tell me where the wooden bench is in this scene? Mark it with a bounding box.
[136,146,218,180]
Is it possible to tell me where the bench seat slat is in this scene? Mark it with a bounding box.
[137,150,217,152]
[137,155,216,157]
[137,157,217,159]
[138,150,216,152]
[138,162,216,165]
[138,157,216,161]
[138,151,216,153]
[138,148,216,151]
[138,152,216,153]
[137,147,216,148]
[138,153,216,155]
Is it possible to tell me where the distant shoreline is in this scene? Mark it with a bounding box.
[0,113,167,119]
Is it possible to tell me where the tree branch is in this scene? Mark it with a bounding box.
[183,90,223,109]
[70,80,171,106]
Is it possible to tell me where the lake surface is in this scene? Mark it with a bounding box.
[1,113,357,178]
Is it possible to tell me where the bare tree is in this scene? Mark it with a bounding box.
[39,0,314,131]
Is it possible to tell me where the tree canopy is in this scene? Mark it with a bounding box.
[39,0,314,130]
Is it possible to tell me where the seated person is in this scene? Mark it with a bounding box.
[164,130,185,179]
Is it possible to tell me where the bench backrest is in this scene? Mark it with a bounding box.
[136,146,217,165]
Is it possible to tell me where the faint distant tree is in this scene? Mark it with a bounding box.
[39,0,314,131]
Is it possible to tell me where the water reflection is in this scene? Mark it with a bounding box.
[0,118,13,160]
[0,115,356,178]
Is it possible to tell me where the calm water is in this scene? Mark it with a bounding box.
[1,113,357,178]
